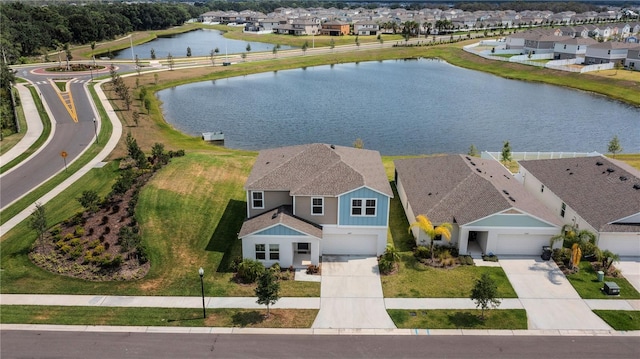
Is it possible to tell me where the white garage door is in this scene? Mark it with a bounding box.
[322,234,378,255]
[495,234,551,255]
[597,238,640,257]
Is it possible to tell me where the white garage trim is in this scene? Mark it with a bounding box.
[322,234,378,255]
[494,233,553,255]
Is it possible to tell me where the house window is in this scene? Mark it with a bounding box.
[561,202,566,218]
[541,184,545,193]
[351,199,376,216]
[251,191,264,209]
[255,244,266,260]
[311,197,324,215]
[269,244,279,260]
[434,234,442,241]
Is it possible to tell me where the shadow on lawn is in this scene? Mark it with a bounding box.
[205,199,246,273]
[447,311,484,328]
[232,311,264,327]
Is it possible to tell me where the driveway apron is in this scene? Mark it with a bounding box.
[312,255,396,329]
[500,257,611,330]
[615,258,640,294]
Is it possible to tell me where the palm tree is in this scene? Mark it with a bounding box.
[409,215,452,263]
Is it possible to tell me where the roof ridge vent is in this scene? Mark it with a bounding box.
[508,196,516,202]
[606,168,615,173]
[596,161,603,166]
[502,190,510,195]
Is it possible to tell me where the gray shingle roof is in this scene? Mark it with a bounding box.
[519,156,640,233]
[394,155,562,226]
[239,205,323,238]
[245,143,393,197]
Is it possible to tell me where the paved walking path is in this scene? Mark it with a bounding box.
[0,84,44,167]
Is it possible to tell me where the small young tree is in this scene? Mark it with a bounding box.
[353,138,364,149]
[153,73,159,85]
[132,111,140,127]
[470,273,501,320]
[607,135,622,158]
[77,190,100,213]
[167,53,174,70]
[29,203,47,242]
[210,49,216,65]
[150,48,156,60]
[301,41,309,55]
[501,140,512,163]
[468,144,479,157]
[255,269,280,318]
[246,43,251,53]
[186,46,192,57]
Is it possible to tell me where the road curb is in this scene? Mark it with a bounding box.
[2,324,638,337]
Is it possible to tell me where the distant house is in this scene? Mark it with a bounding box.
[395,155,562,256]
[518,156,640,256]
[553,37,598,59]
[239,144,393,268]
[320,20,350,36]
[274,20,320,35]
[584,41,635,65]
[524,34,571,55]
[354,21,380,35]
[625,45,640,70]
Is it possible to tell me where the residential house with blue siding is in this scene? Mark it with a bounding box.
[239,143,393,268]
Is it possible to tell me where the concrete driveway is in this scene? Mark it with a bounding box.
[616,258,640,294]
[312,255,396,329]
[500,256,611,330]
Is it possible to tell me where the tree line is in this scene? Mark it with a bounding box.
[0,2,200,63]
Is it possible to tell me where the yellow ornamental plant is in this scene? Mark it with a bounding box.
[409,214,452,263]
[571,243,582,268]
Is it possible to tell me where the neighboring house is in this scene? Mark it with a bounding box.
[320,20,350,36]
[354,21,380,35]
[524,34,571,55]
[274,20,320,35]
[239,144,393,268]
[625,45,640,70]
[518,156,640,256]
[553,37,597,59]
[395,155,562,256]
[584,41,635,65]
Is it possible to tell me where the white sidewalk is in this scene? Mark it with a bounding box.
[0,83,44,167]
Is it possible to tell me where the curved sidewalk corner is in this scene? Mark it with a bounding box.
[0,79,122,236]
[0,84,44,167]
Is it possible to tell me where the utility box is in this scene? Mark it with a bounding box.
[597,271,604,282]
[541,246,552,261]
[603,282,620,295]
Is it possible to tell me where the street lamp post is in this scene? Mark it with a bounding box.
[198,267,206,318]
[92,118,98,144]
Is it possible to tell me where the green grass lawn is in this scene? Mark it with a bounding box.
[381,255,517,298]
[593,310,640,331]
[0,152,319,297]
[388,309,527,329]
[565,262,640,299]
[0,305,318,328]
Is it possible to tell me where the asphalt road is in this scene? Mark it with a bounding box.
[0,63,135,210]
[1,331,639,359]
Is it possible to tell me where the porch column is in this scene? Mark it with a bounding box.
[458,228,469,255]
